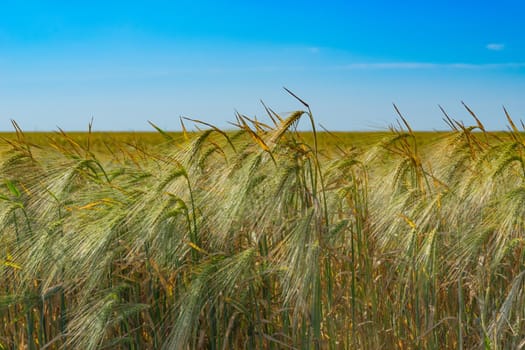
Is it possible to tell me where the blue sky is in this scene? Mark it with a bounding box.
[0,1,524,131]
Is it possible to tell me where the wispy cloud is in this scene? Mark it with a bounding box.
[486,43,505,51]
[334,62,525,70]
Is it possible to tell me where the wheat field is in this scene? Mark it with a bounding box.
[0,104,524,349]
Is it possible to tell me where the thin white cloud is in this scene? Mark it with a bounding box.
[486,43,505,51]
[338,62,437,69]
[334,62,525,70]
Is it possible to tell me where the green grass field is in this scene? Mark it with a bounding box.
[0,110,524,349]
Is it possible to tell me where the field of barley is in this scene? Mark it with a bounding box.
[1,106,524,349]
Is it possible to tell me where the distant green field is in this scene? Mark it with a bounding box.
[0,130,448,151]
[0,131,184,149]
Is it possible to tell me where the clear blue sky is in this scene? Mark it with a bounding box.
[0,0,524,131]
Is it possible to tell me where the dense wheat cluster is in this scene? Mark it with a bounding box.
[1,103,524,349]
